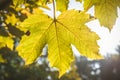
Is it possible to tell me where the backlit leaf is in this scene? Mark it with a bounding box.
[56,0,69,11]
[83,0,118,30]
[17,10,102,77]
[95,0,118,30]
[83,0,99,11]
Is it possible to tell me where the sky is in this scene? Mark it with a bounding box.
[42,0,120,56]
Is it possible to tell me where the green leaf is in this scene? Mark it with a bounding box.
[117,0,120,7]
[56,0,69,11]
[83,0,99,11]
[17,10,102,77]
[83,0,118,30]
[95,0,118,30]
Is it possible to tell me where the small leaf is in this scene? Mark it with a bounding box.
[83,0,118,30]
[95,0,118,30]
[56,0,69,11]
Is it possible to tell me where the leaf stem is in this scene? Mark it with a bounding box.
[53,0,56,21]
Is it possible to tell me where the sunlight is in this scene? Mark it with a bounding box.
[87,9,120,55]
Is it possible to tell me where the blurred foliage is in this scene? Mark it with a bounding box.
[0,47,81,80]
[0,45,120,80]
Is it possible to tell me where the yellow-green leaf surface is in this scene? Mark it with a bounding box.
[38,0,52,4]
[83,0,118,30]
[56,0,69,11]
[5,14,19,26]
[117,0,120,7]
[0,36,14,49]
[95,0,118,30]
[76,0,82,3]
[83,0,99,11]
[17,10,102,77]
[36,0,52,9]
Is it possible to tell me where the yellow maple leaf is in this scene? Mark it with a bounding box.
[17,10,102,77]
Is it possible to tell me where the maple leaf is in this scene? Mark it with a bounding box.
[95,0,118,30]
[83,0,118,30]
[17,10,102,77]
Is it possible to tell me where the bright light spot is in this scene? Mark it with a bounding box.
[96,69,101,75]
[94,63,100,69]
[91,71,95,75]
[68,0,83,10]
